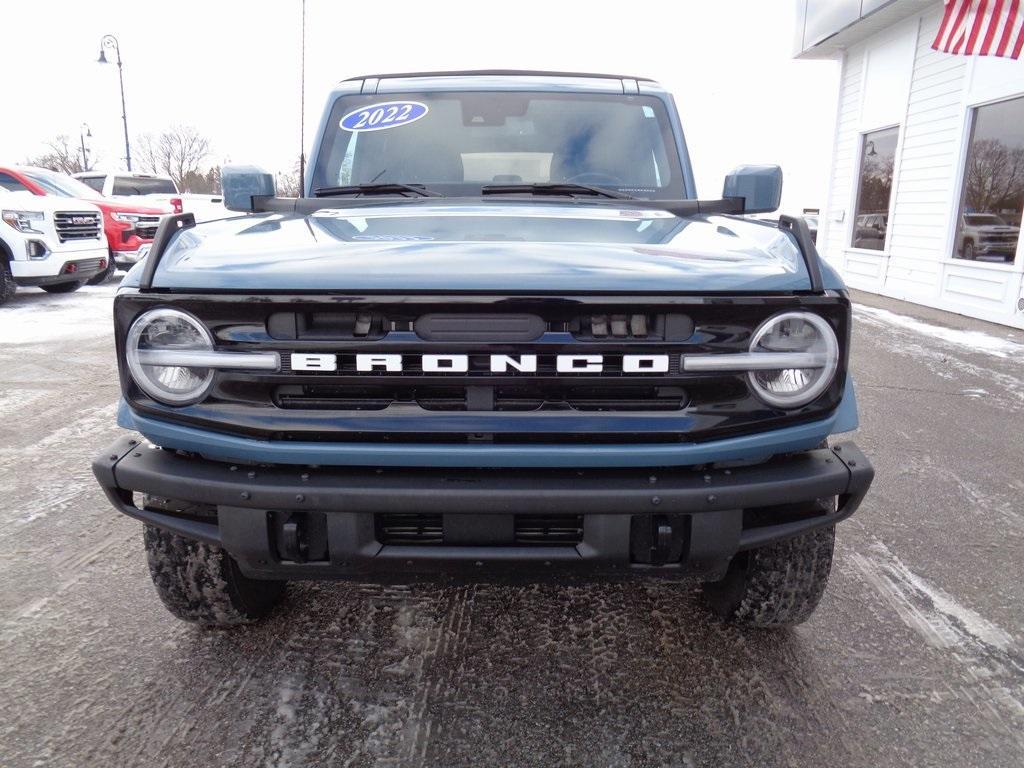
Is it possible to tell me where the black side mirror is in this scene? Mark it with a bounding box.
[723,165,783,214]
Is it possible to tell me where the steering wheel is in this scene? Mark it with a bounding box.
[565,172,624,186]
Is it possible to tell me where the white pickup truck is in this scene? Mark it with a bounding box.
[0,190,109,305]
[73,171,228,223]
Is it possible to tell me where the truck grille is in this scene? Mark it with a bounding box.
[117,293,850,444]
[514,515,584,545]
[53,211,101,243]
[135,215,162,240]
[375,513,583,546]
[275,384,690,412]
[376,514,443,545]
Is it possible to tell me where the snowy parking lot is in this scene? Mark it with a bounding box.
[1,280,1023,767]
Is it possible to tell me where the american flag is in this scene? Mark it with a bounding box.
[932,0,1024,59]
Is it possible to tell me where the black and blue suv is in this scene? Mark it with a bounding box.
[93,71,873,628]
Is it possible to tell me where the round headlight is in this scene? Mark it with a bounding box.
[747,311,839,408]
[125,308,215,405]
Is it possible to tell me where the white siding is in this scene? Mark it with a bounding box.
[821,48,864,270]
[885,10,967,300]
[817,4,1024,328]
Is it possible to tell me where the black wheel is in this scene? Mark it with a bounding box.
[0,259,16,306]
[702,501,836,627]
[963,241,975,260]
[40,280,84,294]
[87,257,115,286]
[143,525,286,627]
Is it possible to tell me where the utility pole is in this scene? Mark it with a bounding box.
[299,0,306,196]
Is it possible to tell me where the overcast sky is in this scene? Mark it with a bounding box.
[1,0,839,211]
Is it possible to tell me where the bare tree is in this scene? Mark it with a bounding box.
[964,138,1024,214]
[179,166,222,195]
[24,135,96,174]
[855,154,895,216]
[275,156,304,197]
[134,126,211,190]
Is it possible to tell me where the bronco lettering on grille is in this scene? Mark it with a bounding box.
[290,353,670,374]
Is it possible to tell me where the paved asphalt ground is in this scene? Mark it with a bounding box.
[1,280,1022,768]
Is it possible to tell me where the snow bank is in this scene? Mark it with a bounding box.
[0,283,117,346]
[854,304,1023,360]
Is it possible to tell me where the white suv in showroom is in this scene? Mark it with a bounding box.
[0,190,109,305]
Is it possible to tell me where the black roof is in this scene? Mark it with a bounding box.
[343,69,656,82]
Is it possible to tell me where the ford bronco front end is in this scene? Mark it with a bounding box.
[93,71,873,628]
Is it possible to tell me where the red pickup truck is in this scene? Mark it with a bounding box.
[0,165,169,284]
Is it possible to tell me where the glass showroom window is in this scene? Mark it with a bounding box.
[851,127,899,251]
[954,97,1024,264]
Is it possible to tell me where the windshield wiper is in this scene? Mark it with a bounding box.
[480,183,633,200]
[313,183,441,198]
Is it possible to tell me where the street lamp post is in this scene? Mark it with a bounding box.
[97,35,132,172]
[79,123,92,171]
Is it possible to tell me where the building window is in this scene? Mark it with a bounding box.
[954,97,1024,264]
[852,127,898,251]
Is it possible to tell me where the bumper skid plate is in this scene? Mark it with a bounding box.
[93,436,873,581]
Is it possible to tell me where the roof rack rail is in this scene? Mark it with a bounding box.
[138,212,195,290]
[343,69,656,83]
[778,214,824,293]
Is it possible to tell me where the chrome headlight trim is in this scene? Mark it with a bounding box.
[745,311,839,408]
[125,308,216,405]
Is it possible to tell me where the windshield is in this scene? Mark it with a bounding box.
[78,176,104,193]
[964,214,1006,226]
[24,169,102,199]
[312,91,685,199]
[113,176,177,196]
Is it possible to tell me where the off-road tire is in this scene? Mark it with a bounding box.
[702,507,836,627]
[40,280,84,294]
[87,257,115,286]
[143,525,286,627]
[0,259,16,305]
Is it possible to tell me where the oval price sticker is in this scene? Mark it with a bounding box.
[340,101,429,132]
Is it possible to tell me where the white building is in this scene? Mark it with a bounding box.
[796,0,1024,329]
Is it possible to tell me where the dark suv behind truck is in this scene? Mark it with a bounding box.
[93,71,873,628]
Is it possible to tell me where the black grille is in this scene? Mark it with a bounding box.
[135,215,162,240]
[53,211,101,243]
[376,514,443,545]
[274,383,689,412]
[514,515,583,545]
[375,513,583,546]
[118,293,851,444]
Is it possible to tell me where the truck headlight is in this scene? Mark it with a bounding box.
[747,311,839,408]
[125,309,215,405]
[111,212,143,224]
[2,209,45,234]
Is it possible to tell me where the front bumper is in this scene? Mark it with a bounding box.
[12,254,107,286]
[93,435,873,581]
[978,244,1016,257]
[112,246,150,268]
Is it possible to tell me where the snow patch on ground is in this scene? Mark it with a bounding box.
[0,401,118,458]
[854,305,1023,360]
[0,388,50,417]
[0,283,117,346]
[850,540,1013,649]
[848,540,1024,747]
